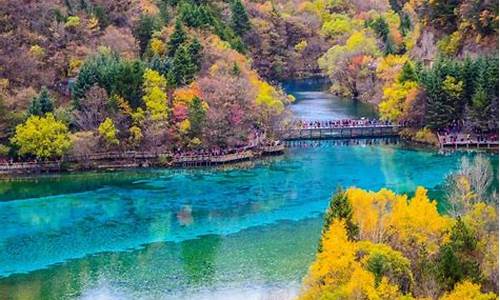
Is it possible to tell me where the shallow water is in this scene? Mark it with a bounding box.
[0,79,497,300]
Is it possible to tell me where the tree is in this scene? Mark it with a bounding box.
[27,87,54,117]
[187,38,203,73]
[230,0,251,36]
[149,37,166,56]
[399,61,417,82]
[445,155,494,216]
[319,188,359,252]
[466,87,491,132]
[437,218,482,291]
[420,64,458,129]
[98,117,119,146]
[11,113,71,159]
[73,85,109,131]
[178,1,213,28]
[134,14,162,55]
[418,56,498,131]
[321,14,358,38]
[366,16,397,55]
[188,96,206,138]
[379,80,418,121]
[72,51,145,109]
[440,281,497,300]
[0,96,15,141]
[167,19,187,57]
[301,185,497,300]
[168,44,200,86]
[142,69,168,121]
[318,30,379,99]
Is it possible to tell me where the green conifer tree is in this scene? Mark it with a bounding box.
[188,96,206,138]
[168,45,191,86]
[28,87,55,117]
[318,188,359,252]
[187,38,202,73]
[399,61,417,82]
[230,0,251,36]
[437,218,481,291]
[167,19,187,57]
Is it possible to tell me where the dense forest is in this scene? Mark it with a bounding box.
[300,155,498,299]
[0,0,498,160]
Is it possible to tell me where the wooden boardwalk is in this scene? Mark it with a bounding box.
[282,124,401,140]
[0,144,286,175]
[437,133,498,149]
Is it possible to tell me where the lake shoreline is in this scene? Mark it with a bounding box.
[1,137,497,179]
[0,144,286,178]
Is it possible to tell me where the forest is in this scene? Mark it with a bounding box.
[0,0,498,160]
[300,155,498,299]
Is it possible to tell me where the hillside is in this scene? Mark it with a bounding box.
[0,0,498,160]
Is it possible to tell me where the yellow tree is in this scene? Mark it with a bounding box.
[440,281,497,300]
[379,80,419,121]
[98,118,119,146]
[11,113,71,159]
[142,68,169,121]
[301,219,404,300]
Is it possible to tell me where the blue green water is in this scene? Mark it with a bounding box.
[0,79,497,299]
[1,140,497,299]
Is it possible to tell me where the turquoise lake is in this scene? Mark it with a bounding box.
[0,80,497,299]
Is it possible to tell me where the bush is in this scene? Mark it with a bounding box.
[64,16,81,29]
[414,128,439,145]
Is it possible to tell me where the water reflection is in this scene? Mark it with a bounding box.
[281,78,377,120]
[177,206,194,227]
[285,137,400,148]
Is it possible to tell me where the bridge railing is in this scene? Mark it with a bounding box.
[288,119,401,130]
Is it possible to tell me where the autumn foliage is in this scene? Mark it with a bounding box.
[300,183,498,299]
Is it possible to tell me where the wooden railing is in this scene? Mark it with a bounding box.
[437,133,499,148]
[0,143,286,174]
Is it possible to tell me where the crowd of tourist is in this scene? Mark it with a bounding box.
[438,132,499,145]
[293,119,396,129]
[437,121,499,145]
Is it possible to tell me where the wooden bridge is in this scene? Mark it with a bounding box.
[437,133,498,149]
[282,120,402,140]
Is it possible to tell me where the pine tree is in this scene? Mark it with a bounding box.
[179,1,213,28]
[461,56,476,104]
[422,70,453,129]
[188,96,206,138]
[466,87,491,132]
[437,218,481,291]
[28,87,55,117]
[187,38,202,73]
[399,61,417,82]
[230,0,251,36]
[167,19,187,57]
[399,12,411,36]
[168,45,191,87]
[420,60,460,129]
[318,188,359,252]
